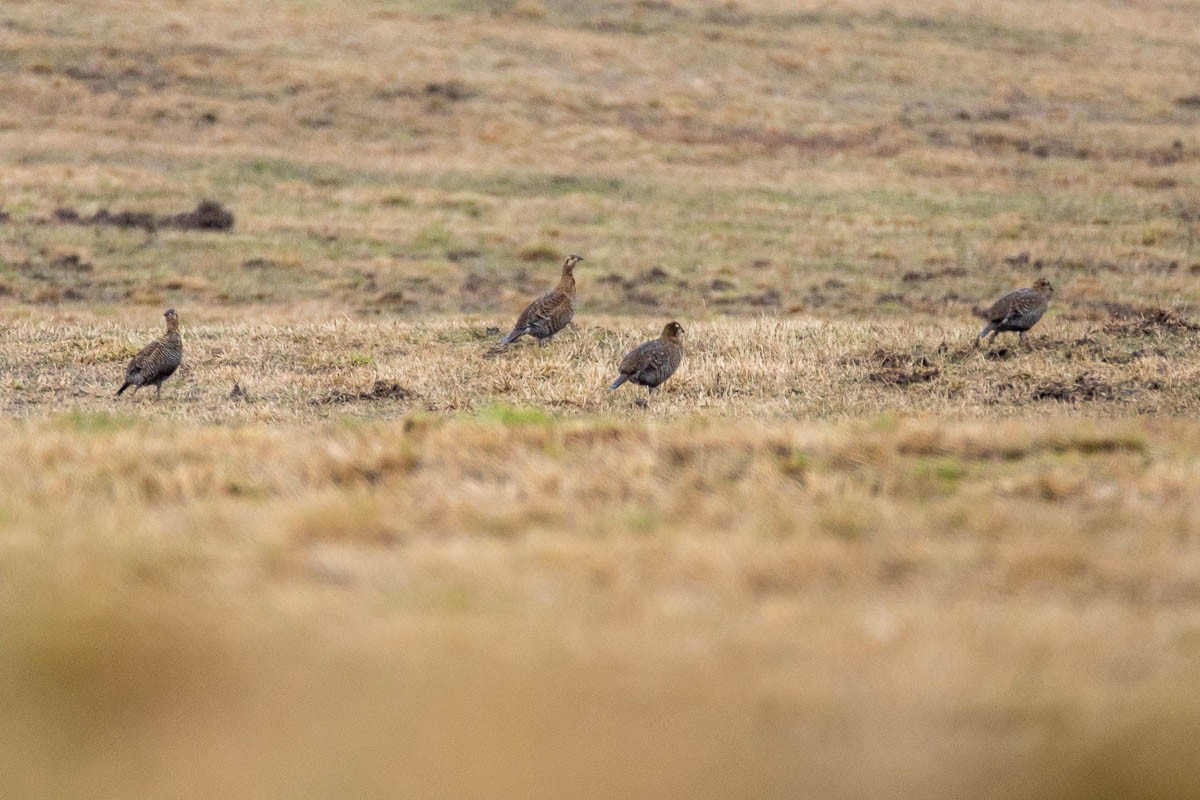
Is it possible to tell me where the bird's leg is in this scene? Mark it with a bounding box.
[538,338,548,347]
[1020,331,1031,349]
[156,384,163,400]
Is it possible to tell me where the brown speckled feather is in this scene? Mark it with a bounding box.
[976,278,1053,347]
[611,321,684,392]
[499,255,582,346]
[117,309,182,398]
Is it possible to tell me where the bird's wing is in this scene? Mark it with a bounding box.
[516,290,572,333]
[127,338,174,380]
[128,340,160,373]
[985,289,1026,324]
[618,340,655,375]
[998,289,1042,324]
[623,340,678,377]
[647,342,681,376]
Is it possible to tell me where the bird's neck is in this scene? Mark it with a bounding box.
[557,273,576,295]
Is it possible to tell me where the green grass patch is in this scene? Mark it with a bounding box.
[619,504,660,535]
[53,410,140,434]
[222,157,384,190]
[475,403,556,427]
[912,455,968,495]
[427,170,629,199]
[411,224,462,254]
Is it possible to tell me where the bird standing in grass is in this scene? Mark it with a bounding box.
[117,308,182,399]
[975,278,1053,348]
[611,321,685,394]
[498,255,582,347]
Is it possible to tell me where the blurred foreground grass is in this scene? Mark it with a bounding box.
[1,412,1199,798]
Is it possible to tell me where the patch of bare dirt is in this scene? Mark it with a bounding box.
[423,81,477,101]
[969,130,1097,160]
[713,287,780,309]
[375,81,480,104]
[515,245,559,263]
[368,290,418,313]
[981,345,1020,360]
[366,276,440,313]
[167,201,235,230]
[598,268,682,310]
[52,200,234,232]
[1101,305,1200,335]
[459,271,501,312]
[1142,139,1189,166]
[865,348,941,386]
[48,253,93,273]
[315,380,415,406]
[901,266,967,282]
[1031,373,1141,403]
[10,251,105,303]
[625,290,660,307]
[598,267,783,314]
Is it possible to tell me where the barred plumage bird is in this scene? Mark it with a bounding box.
[975,278,1053,348]
[117,308,182,398]
[498,255,582,347]
[610,321,684,393]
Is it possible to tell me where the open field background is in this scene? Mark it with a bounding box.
[3,0,1200,797]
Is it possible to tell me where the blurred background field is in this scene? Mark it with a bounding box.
[2,0,1199,319]
[2,0,1200,797]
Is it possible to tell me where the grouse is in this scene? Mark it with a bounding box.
[117,308,183,398]
[610,321,684,393]
[976,278,1053,348]
[498,255,582,347]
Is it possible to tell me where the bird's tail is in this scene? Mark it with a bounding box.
[610,375,629,391]
[116,382,131,396]
[977,323,993,339]
[499,328,522,346]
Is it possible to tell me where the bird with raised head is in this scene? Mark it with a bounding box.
[498,255,582,347]
[610,321,684,394]
[117,308,183,399]
[975,278,1053,348]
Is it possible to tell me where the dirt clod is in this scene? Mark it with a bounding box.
[424,81,476,101]
[165,200,235,230]
[901,266,967,283]
[866,348,941,385]
[1102,305,1200,335]
[315,380,414,406]
[51,200,234,232]
[1032,373,1127,402]
[366,380,411,400]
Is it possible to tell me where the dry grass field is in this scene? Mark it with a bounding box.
[2,0,1200,797]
